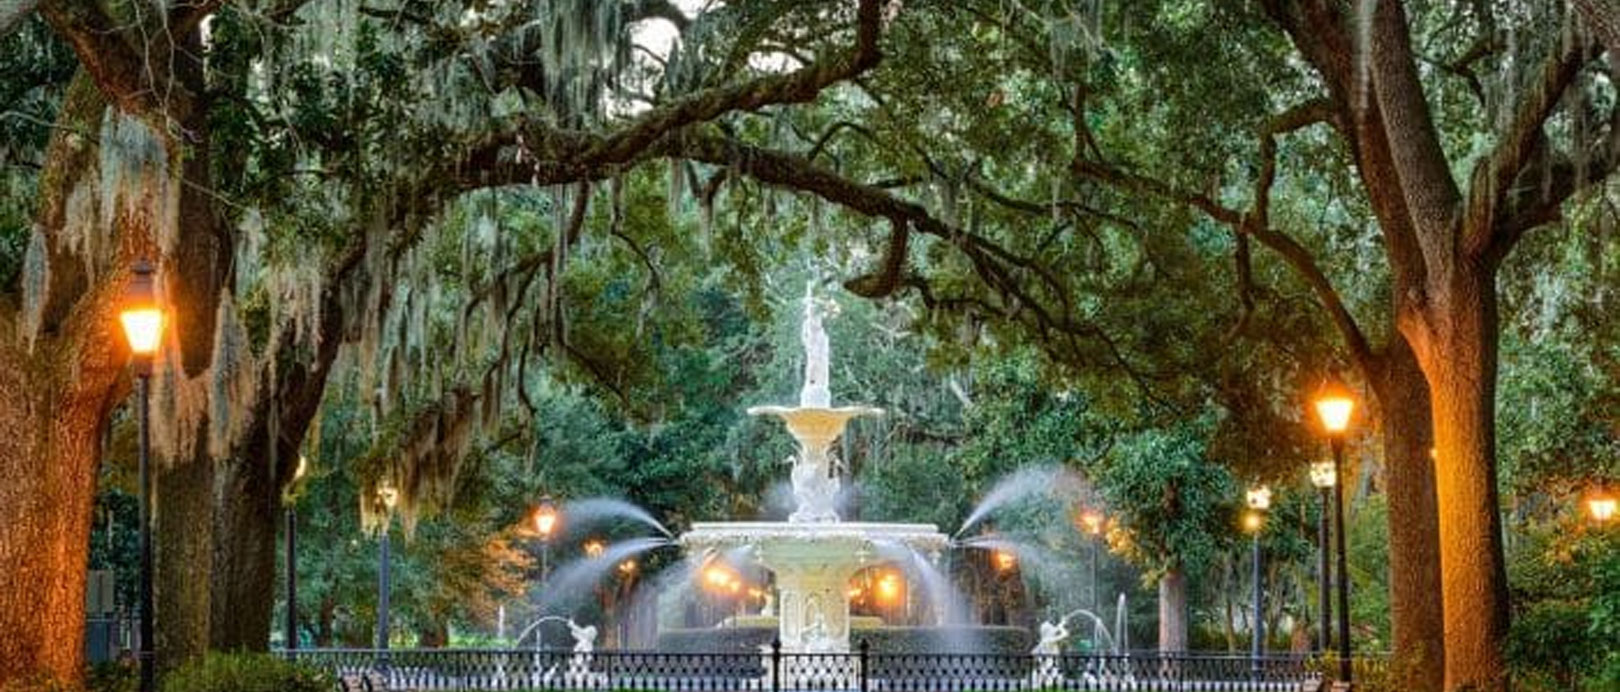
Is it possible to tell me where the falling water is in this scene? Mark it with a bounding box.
[956,466,1089,537]
[1115,592,1129,652]
[562,497,673,537]
[536,537,673,613]
[872,540,983,653]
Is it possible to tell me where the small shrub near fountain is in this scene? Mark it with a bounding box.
[160,652,331,692]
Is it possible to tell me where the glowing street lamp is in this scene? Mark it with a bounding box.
[534,496,559,538]
[1313,378,1355,436]
[1077,509,1105,536]
[1245,486,1272,512]
[120,260,164,359]
[618,559,638,577]
[584,538,607,559]
[120,260,164,692]
[1589,490,1617,524]
[1312,376,1356,684]
[534,496,559,587]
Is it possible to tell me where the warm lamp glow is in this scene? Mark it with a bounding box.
[120,260,164,357]
[534,496,558,538]
[1242,510,1264,533]
[121,310,164,355]
[1590,493,1617,523]
[1309,461,1336,488]
[992,549,1018,573]
[1078,509,1105,536]
[702,564,738,592]
[618,559,638,575]
[1313,378,1355,435]
[1246,486,1272,511]
[875,572,902,603]
[583,539,606,558]
[377,483,399,510]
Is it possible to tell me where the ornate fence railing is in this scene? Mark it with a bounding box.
[283,645,1385,692]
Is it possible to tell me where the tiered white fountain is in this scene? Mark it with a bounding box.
[680,285,949,656]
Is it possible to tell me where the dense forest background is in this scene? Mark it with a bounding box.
[2,1,1618,690]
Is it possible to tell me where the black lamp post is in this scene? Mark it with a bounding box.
[120,260,164,692]
[1314,378,1356,685]
[376,484,399,653]
[284,456,307,650]
[1244,486,1271,678]
[1309,460,1337,654]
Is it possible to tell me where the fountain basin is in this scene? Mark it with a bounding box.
[682,522,948,653]
[745,406,884,448]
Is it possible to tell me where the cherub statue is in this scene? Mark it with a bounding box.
[1030,617,1072,687]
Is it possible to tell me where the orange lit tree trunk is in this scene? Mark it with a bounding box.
[0,73,147,686]
[1400,261,1511,688]
[0,332,120,684]
[1369,338,1443,689]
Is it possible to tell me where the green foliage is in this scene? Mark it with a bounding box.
[158,653,330,692]
[1506,515,1620,690]
[1092,424,1238,580]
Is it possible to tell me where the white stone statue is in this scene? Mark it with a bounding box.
[799,282,832,408]
[563,620,603,685]
[1030,618,1072,687]
[789,445,841,523]
[761,590,777,617]
[801,612,838,654]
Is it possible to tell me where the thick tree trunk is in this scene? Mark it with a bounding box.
[1157,565,1187,652]
[209,458,279,651]
[0,74,130,687]
[156,451,215,669]
[1409,271,1510,692]
[0,340,114,685]
[1369,338,1444,692]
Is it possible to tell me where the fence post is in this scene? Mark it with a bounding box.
[771,638,782,692]
[858,639,870,692]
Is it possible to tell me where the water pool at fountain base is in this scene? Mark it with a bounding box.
[682,521,949,653]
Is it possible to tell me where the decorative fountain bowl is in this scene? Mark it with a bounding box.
[680,521,948,653]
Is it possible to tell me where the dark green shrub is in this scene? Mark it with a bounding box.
[854,626,1031,655]
[86,663,137,692]
[655,627,776,653]
[159,653,330,692]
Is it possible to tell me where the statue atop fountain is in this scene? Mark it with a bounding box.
[747,283,882,523]
[800,282,832,408]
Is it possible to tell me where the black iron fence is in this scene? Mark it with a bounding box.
[285,644,1387,691]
